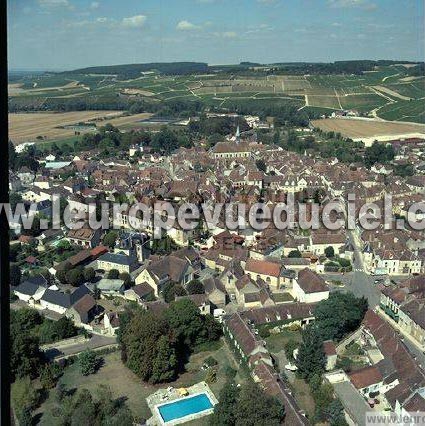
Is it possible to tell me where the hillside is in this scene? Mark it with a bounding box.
[7,61,425,123]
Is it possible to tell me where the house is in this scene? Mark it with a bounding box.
[104,311,120,335]
[202,277,227,307]
[309,232,346,256]
[361,310,425,410]
[244,258,285,290]
[67,228,102,249]
[97,252,139,274]
[124,283,155,303]
[239,302,316,328]
[323,340,337,371]
[66,294,98,326]
[39,285,90,314]
[348,366,384,398]
[224,313,268,362]
[379,275,425,348]
[234,275,274,309]
[135,255,194,296]
[211,142,254,159]
[13,281,46,305]
[292,268,329,303]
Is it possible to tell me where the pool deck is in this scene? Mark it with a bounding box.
[146,381,218,426]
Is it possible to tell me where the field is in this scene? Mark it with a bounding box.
[9,111,153,144]
[36,341,241,424]
[8,64,425,123]
[311,117,425,145]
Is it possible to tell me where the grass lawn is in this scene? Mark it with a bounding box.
[36,338,239,425]
[290,378,316,419]
[272,293,295,303]
[265,329,302,354]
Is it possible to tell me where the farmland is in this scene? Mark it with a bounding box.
[8,111,153,144]
[311,117,425,145]
[8,63,425,128]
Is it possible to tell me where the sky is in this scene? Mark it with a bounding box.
[7,0,425,71]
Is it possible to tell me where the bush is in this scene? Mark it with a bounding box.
[107,269,120,279]
[78,350,101,376]
[204,356,218,368]
[324,246,335,258]
[205,368,217,384]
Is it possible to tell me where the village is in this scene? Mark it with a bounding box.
[7,112,425,425]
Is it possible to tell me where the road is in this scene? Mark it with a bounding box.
[44,334,118,360]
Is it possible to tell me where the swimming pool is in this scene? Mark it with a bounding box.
[157,393,214,423]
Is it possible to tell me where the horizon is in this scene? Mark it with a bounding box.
[8,58,423,74]
[8,0,425,70]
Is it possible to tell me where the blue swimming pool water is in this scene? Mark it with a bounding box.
[158,393,213,423]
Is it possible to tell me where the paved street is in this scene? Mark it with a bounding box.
[44,334,118,360]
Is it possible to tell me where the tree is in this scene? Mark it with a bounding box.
[364,141,394,168]
[210,382,240,426]
[10,263,22,287]
[83,267,96,282]
[119,272,132,288]
[18,407,33,426]
[39,317,77,344]
[11,376,39,414]
[165,299,206,347]
[186,279,205,295]
[40,365,57,389]
[313,292,368,341]
[107,269,120,279]
[295,325,326,382]
[78,350,100,376]
[234,381,285,426]
[162,282,186,302]
[10,311,43,380]
[313,382,334,423]
[121,310,176,382]
[10,192,23,211]
[327,399,348,426]
[288,250,302,258]
[325,246,335,258]
[66,267,84,287]
[151,128,180,154]
[103,231,118,248]
[284,339,299,363]
[150,336,178,383]
[56,262,72,284]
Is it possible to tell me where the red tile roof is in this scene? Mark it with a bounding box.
[245,258,282,277]
[348,366,383,389]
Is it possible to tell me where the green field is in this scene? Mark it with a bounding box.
[377,99,425,123]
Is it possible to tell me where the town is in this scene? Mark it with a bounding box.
[7,101,425,425]
[5,0,425,425]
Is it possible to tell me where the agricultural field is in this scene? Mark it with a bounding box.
[8,63,425,123]
[311,117,425,145]
[9,111,152,144]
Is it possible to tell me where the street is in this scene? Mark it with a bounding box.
[44,334,118,360]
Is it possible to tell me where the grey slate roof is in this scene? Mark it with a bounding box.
[14,281,40,296]
[98,252,137,266]
[41,284,90,308]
